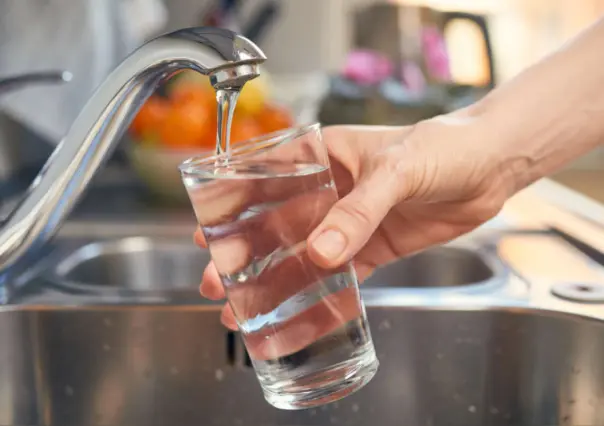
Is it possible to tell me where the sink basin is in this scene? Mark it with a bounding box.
[1,306,603,426]
[51,238,502,294]
[363,246,502,289]
[51,237,211,294]
[4,221,603,425]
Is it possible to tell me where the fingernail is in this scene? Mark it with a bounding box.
[311,229,347,261]
[199,283,209,298]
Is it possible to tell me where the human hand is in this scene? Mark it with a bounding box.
[194,115,510,330]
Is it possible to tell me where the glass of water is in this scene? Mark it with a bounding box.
[179,123,378,410]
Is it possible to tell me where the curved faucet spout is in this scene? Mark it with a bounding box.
[0,27,266,276]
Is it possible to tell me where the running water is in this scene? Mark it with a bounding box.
[214,88,240,164]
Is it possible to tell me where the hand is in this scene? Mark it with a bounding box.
[194,114,511,330]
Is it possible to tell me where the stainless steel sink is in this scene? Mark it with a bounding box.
[51,237,211,295]
[2,219,604,425]
[363,246,501,289]
[1,306,603,426]
[50,238,501,293]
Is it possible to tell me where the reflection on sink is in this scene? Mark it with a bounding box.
[52,237,211,293]
[363,246,498,288]
[1,307,603,426]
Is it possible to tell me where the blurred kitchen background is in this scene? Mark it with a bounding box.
[1,0,604,218]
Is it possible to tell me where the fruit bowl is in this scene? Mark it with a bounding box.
[127,70,294,204]
[127,142,207,204]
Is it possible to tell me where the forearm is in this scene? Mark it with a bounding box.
[470,16,604,195]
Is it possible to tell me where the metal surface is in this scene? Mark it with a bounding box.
[363,246,498,289]
[0,213,602,424]
[0,71,72,95]
[52,237,211,295]
[552,282,604,303]
[0,307,603,426]
[0,27,266,278]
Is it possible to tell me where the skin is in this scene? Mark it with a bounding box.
[195,17,604,333]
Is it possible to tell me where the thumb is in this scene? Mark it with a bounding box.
[307,164,405,269]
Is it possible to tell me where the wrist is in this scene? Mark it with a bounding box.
[399,108,513,209]
[462,102,539,198]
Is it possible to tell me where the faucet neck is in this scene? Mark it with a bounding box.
[0,27,265,279]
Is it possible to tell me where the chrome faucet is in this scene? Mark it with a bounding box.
[0,70,72,95]
[0,27,266,277]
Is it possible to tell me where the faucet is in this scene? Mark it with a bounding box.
[0,70,72,96]
[0,27,266,277]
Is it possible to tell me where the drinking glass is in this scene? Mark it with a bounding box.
[179,123,378,410]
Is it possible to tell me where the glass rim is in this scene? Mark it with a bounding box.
[178,122,321,175]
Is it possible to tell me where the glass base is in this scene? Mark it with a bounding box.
[261,347,379,410]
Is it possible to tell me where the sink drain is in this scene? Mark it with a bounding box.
[551,282,604,303]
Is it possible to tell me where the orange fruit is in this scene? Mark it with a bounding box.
[237,77,269,116]
[170,80,215,109]
[158,101,214,149]
[130,96,169,138]
[256,104,293,134]
[230,115,263,144]
[198,121,218,150]
[201,115,262,151]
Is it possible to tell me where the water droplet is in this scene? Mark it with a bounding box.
[490,407,499,415]
[215,369,225,382]
[102,343,111,352]
[309,409,317,417]
[170,366,180,375]
[378,320,391,331]
[468,405,477,413]
[329,415,339,424]
[320,404,329,411]
[64,386,74,396]
[103,318,113,327]
[436,353,444,360]
[351,404,360,413]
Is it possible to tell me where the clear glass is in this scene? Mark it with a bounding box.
[179,123,378,410]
